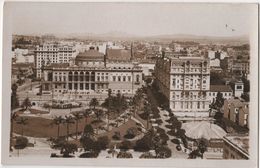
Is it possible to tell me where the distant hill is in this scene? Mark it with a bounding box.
[14,32,249,45]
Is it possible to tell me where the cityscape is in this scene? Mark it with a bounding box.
[7,2,253,161]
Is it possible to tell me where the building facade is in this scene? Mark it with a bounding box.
[207,85,233,103]
[223,134,249,160]
[35,43,76,78]
[223,98,249,128]
[42,48,143,98]
[154,53,211,118]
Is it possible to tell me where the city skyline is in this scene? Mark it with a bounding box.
[7,2,256,37]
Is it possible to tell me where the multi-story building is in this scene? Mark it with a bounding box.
[207,85,233,103]
[41,47,143,99]
[223,134,249,160]
[231,59,250,76]
[154,53,211,118]
[223,98,249,128]
[35,43,76,78]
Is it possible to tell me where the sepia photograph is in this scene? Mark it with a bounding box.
[1,1,259,167]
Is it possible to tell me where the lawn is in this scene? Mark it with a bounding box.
[13,115,96,138]
[98,119,141,141]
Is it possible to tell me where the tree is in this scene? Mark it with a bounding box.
[139,152,155,159]
[213,92,225,110]
[119,140,132,151]
[94,109,103,121]
[83,109,92,124]
[22,97,31,110]
[82,124,94,138]
[89,98,99,111]
[117,151,133,158]
[14,136,28,157]
[72,112,83,140]
[155,146,172,158]
[60,142,78,157]
[96,136,109,150]
[16,117,28,136]
[52,116,64,138]
[11,83,19,110]
[197,138,208,158]
[10,112,18,151]
[64,115,75,141]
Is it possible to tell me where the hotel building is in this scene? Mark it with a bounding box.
[154,53,211,118]
[35,43,76,78]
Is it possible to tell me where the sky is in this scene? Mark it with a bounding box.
[5,2,258,37]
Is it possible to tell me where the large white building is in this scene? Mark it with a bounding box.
[42,47,143,99]
[35,43,77,78]
[12,48,34,64]
[154,53,211,118]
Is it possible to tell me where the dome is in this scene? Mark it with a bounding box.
[75,50,104,62]
[182,121,227,140]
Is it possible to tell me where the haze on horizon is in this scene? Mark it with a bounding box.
[5,2,257,37]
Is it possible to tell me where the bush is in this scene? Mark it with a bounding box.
[112,131,121,140]
[139,152,156,159]
[139,112,149,120]
[155,119,163,125]
[15,136,28,150]
[155,146,172,158]
[119,140,132,151]
[171,138,180,144]
[134,139,151,152]
[124,127,138,139]
[117,151,133,158]
[97,136,110,150]
[60,143,78,157]
[51,137,66,149]
[79,152,99,158]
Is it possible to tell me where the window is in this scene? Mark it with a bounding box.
[85,83,89,90]
[136,75,140,83]
[236,85,242,89]
[74,83,78,90]
[80,83,83,90]
[113,76,116,81]
[128,76,131,82]
[197,102,200,109]
[123,76,126,82]
[118,76,121,82]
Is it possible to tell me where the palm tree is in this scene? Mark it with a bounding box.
[105,110,110,130]
[10,112,18,151]
[83,109,92,124]
[94,109,103,121]
[89,98,99,111]
[16,117,28,136]
[22,97,31,110]
[72,112,83,140]
[64,115,75,141]
[52,116,64,138]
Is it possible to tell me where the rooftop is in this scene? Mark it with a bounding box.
[45,63,70,69]
[210,85,233,92]
[107,49,132,61]
[226,98,248,108]
[223,134,249,156]
[182,121,227,140]
[76,50,104,61]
